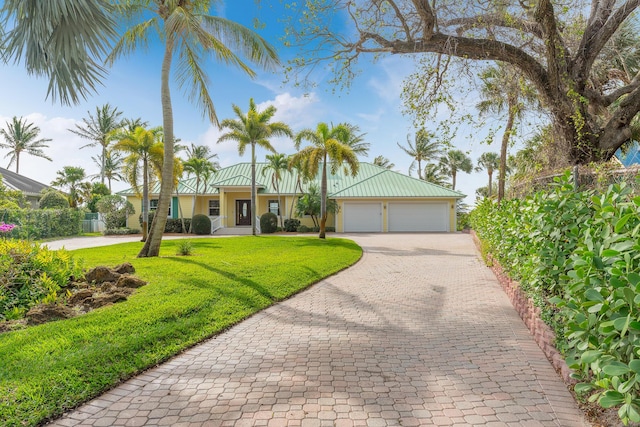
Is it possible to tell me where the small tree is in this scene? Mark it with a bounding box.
[295,184,338,228]
[96,195,135,230]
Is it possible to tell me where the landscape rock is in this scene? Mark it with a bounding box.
[114,262,135,275]
[26,304,76,325]
[87,291,131,308]
[85,266,121,284]
[68,289,94,305]
[116,275,147,289]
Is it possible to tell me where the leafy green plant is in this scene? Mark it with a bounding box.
[284,218,300,232]
[176,240,194,256]
[0,240,83,320]
[297,224,310,232]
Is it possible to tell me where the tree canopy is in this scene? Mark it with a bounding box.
[284,0,640,165]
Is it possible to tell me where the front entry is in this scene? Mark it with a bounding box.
[236,200,252,226]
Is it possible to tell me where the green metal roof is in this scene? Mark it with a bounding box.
[118,162,465,199]
[212,175,264,188]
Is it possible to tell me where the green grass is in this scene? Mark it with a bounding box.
[0,236,362,427]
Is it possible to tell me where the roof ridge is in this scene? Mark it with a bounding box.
[328,167,387,196]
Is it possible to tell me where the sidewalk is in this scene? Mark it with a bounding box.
[49,233,589,426]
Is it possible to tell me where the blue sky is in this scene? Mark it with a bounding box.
[0,2,508,204]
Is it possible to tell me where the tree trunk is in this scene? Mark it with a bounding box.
[141,159,149,242]
[487,171,493,198]
[101,145,106,185]
[139,36,174,258]
[319,155,327,239]
[452,170,457,191]
[251,143,257,236]
[498,107,516,202]
[188,177,199,234]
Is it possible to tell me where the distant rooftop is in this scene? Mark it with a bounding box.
[0,167,51,196]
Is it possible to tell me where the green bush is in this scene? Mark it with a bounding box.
[39,191,69,209]
[260,212,278,234]
[166,218,190,233]
[191,214,211,235]
[0,240,83,320]
[0,208,82,239]
[471,172,640,424]
[284,218,300,232]
[326,226,335,232]
[297,225,310,233]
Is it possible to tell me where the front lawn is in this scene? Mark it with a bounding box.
[0,236,362,427]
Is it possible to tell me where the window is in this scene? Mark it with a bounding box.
[209,200,220,216]
[268,200,280,215]
[149,199,171,217]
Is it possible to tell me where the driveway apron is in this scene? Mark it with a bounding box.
[49,233,589,426]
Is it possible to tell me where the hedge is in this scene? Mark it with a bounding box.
[0,208,83,240]
[471,172,640,424]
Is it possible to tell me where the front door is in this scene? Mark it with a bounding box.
[236,200,251,226]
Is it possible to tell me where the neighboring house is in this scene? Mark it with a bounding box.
[0,167,51,208]
[119,162,465,233]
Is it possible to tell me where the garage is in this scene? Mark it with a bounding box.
[343,202,383,232]
[388,202,449,232]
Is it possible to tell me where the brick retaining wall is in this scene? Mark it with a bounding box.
[471,231,575,384]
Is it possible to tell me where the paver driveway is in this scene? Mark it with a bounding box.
[50,233,589,426]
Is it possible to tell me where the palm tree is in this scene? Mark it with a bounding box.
[113,126,164,242]
[183,156,218,233]
[422,163,449,187]
[342,123,369,157]
[51,166,88,208]
[440,150,473,191]
[69,104,123,185]
[291,122,359,239]
[397,129,442,179]
[0,116,52,173]
[1,1,116,105]
[262,153,289,228]
[373,155,395,169]
[476,152,501,198]
[90,149,125,192]
[476,64,537,201]
[108,3,279,257]
[218,99,293,235]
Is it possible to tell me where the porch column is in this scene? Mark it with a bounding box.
[219,188,226,228]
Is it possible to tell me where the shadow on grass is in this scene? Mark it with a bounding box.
[169,256,276,302]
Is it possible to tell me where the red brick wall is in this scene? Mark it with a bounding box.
[471,231,575,384]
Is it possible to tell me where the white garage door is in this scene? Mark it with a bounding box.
[388,202,449,232]
[343,203,382,232]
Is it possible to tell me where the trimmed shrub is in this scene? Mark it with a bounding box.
[39,191,69,209]
[191,214,211,235]
[325,227,335,232]
[284,218,300,232]
[297,224,310,233]
[165,218,190,233]
[260,212,278,234]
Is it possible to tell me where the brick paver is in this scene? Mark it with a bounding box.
[49,233,589,426]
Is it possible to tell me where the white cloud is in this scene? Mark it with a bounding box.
[367,56,415,103]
